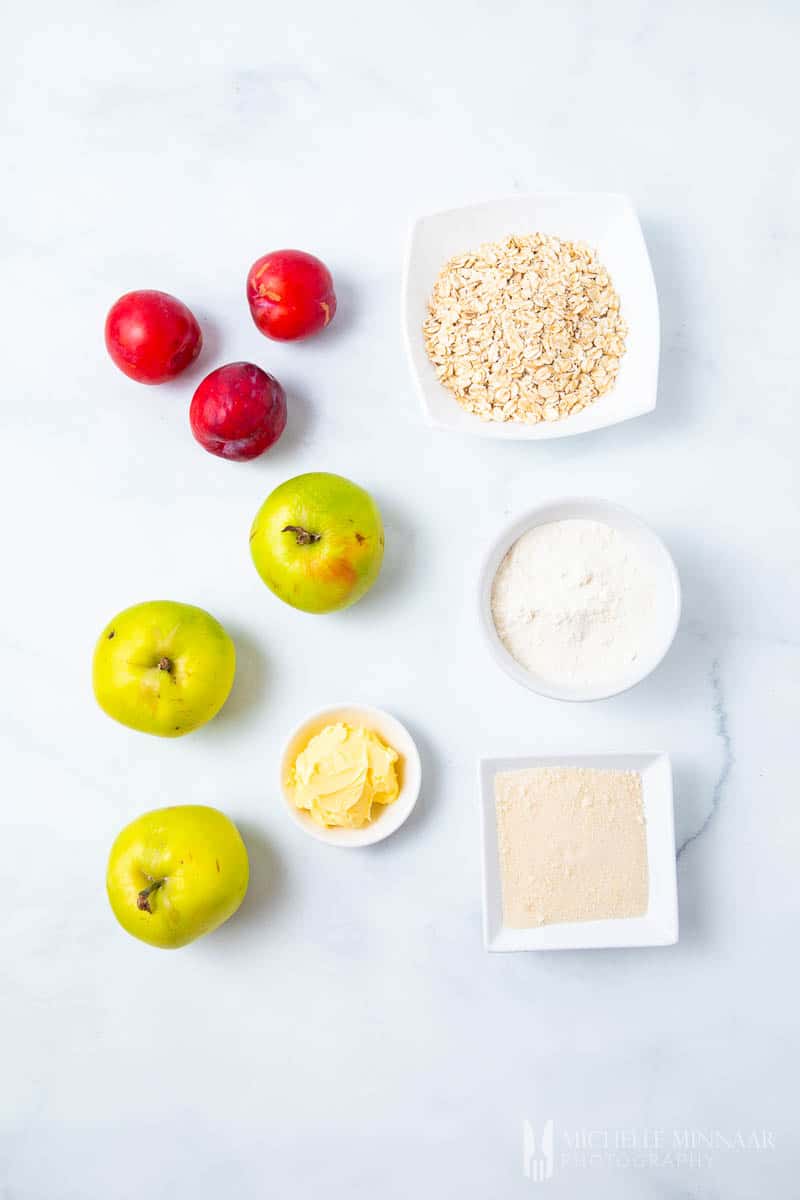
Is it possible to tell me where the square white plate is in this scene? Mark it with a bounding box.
[403,194,659,439]
[479,753,678,951]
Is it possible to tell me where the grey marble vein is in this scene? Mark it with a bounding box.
[677,657,734,860]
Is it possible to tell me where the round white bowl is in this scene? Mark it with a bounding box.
[279,704,421,847]
[479,498,682,702]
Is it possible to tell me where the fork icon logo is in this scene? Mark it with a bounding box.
[523,1118,555,1183]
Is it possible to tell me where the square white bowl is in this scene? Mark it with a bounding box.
[479,753,678,951]
[403,193,659,439]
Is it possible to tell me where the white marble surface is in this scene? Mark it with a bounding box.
[2,2,799,1195]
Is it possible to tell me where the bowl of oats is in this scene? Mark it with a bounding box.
[402,194,659,439]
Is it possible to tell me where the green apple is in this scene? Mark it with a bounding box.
[106,805,249,949]
[249,472,384,613]
[92,600,235,737]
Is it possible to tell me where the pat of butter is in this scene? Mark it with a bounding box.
[290,722,399,829]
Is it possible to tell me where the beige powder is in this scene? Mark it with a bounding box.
[494,767,648,928]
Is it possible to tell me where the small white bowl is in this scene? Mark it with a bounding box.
[279,704,421,847]
[479,497,681,702]
[479,752,679,951]
[402,193,659,439]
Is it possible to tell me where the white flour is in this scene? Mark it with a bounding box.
[490,519,659,689]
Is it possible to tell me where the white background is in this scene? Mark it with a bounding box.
[2,2,799,1196]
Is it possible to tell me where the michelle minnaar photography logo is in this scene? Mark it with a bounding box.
[523,1119,555,1182]
[522,1118,775,1182]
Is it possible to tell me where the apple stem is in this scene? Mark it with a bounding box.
[137,879,165,913]
[157,657,172,672]
[282,525,321,547]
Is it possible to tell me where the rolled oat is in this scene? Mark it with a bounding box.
[422,233,627,425]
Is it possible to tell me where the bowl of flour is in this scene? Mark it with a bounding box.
[481,499,681,701]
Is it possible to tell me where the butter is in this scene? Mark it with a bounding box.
[289,722,400,828]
